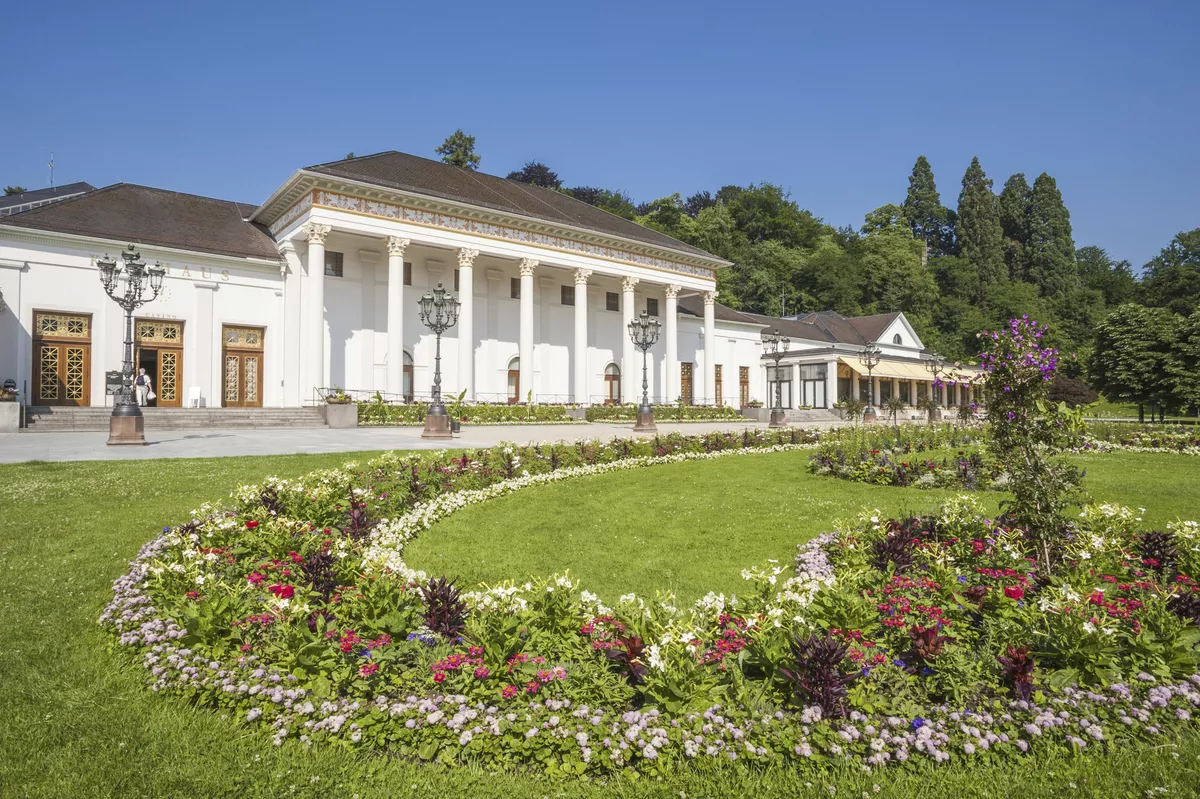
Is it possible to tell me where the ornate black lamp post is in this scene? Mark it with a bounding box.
[628,310,662,432]
[417,282,460,439]
[862,343,882,422]
[921,350,946,422]
[761,327,790,429]
[97,244,164,446]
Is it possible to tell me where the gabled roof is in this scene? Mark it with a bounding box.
[0,182,95,213]
[1,184,281,261]
[696,308,907,346]
[295,151,721,262]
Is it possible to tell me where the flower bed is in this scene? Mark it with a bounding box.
[584,404,746,422]
[1085,423,1200,456]
[809,447,1006,490]
[103,429,1200,777]
[359,401,580,426]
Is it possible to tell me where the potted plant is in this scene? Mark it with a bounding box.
[322,386,359,429]
[448,390,467,433]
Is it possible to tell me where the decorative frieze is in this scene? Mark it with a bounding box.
[269,192,313,235]
[303,190,716,280]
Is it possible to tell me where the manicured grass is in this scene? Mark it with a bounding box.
[2,448,1199,798]
[407,450,1200,602]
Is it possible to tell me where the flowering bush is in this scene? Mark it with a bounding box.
[1085,423,1200,455]
[978,317,1088,566]
[103,432,1200,777]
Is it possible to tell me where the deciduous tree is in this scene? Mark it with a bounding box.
[1087,304,1180,421]
[505,161,560,189]
[1141,228,1200,317]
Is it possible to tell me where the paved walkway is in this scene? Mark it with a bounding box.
[0,420,844,464]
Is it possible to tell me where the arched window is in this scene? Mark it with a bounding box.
[604,363,621,405]
[507,357,520,404]
[892,334,902,345]
[402,351,414,401]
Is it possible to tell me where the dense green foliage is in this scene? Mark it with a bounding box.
[436,129,481,170]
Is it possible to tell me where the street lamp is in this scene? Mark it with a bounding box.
[627,310,662,433]
[861,343,882,422]
[921,350,946,422]
[417,282,460,439]
[97,244,165,446]
[761,327,790,429]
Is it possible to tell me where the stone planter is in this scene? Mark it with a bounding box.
[323,402,358,429]
[739,407,769,423]
[0,401,19,431]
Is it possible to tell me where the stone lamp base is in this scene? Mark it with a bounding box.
[768,409,787,428]
[108,413,148,446]
[421,412,453,440]
[633,410,657,433]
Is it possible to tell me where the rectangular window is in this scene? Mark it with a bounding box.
[511,278,520,299]
[605,291,619,312]
[454,268,460,291]
[561,285,574,306]
[403,262,412,286]
[900,381,911,404]
[324,251,344,277]
[799,364,826,380]
[646,298,659,316]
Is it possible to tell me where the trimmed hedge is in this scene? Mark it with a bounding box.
[585,403,745,422]
[360,401,577,426]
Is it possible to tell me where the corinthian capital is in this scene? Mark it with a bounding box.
[457,248,479,268]
[573,268,592,286]
[386,236,411,257]
[665,284,681,300]
[704,290,718,306]
[518,258,538,277]
[621,276,639,293]
[304,223,331,246]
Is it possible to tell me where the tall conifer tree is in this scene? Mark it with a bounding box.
[1026,173,1076,299]
[902,156,944,259]
[956,157,1005,304]
[998,173,1032,282]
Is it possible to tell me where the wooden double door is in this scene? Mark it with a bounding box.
[33,311,92,406]
[135,319,184,407]
[222,325,265,408]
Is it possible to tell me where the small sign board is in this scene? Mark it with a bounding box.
[105,370,123,396]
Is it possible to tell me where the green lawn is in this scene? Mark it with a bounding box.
[2,449,1199,798]
[407,450,1200,602]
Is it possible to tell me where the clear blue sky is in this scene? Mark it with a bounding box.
[2,0,1196,268]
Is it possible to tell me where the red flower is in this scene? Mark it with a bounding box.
[1004,585,1025,601]
[432,672,446,684]
[247,572,265,585]
[359,662,379,678]
[246,520,259,529]
[268,583,295,599]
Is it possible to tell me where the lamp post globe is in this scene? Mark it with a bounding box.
[862,343,882,423]
[761,327,790,429]
[627,310,661,433]
[417,282,460,440]
[97,244,165,446]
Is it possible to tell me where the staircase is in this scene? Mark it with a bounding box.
[21,406,328,432]
[782,408,843,424]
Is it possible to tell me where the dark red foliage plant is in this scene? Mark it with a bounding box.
[777,632,858,718]
[909,624,955,664]
[996,645,1036,701]
[420,576,468,639]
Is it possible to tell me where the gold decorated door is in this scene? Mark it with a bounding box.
[221,325,265,408]
[135,319,184,408]
[33,311,91,406]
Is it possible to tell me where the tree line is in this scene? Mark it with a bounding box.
[438,131,1200,415]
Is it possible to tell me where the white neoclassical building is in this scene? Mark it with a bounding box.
[0,151,975,413]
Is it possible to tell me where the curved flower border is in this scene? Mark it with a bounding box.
[101,440,1200,775]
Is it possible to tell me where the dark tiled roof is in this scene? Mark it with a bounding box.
[304,151,720,261]
[732,310,904,346]
[0,182,95,212]
[1,184,281,261]
[677,294,763,325]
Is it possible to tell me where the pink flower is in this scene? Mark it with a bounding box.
[524,681,539,694]
[359,662,379,678]
[247,572,265,585]
[433,672,446,684]
[473,666,490,679]
[501,685,518,699]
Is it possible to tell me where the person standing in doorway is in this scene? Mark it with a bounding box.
[135,368,154,407]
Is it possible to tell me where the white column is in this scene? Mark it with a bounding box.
[703,290,717,405]
[303,223,331,399]
[621,277,638,403]
[385,237,409,398]
[456,248,478,400]
[910,379,919,406]
[665,284,680,403]
[518,258,537,404]
[871,376,880,407]
[825,360,838,409]
[573,268,591,403]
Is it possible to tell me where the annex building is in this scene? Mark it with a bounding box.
[0,151,974,412]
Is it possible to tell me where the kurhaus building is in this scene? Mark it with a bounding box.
[0,151,974,412]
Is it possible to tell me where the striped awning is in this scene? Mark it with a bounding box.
[838,356,982,381]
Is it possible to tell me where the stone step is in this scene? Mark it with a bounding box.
[21,406,328,432]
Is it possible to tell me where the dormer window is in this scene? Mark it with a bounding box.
[892,334,902,345]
